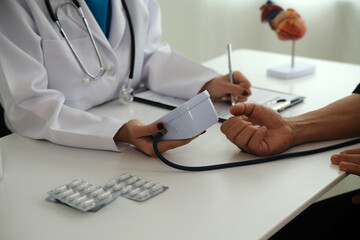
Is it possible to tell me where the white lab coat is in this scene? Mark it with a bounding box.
[0,0,220,151]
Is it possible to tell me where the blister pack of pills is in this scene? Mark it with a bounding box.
[103,173,168,202]
[46,173,168,212]
[47,178,115,212]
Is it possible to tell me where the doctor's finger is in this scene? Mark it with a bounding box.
[134,121,165,138]
[234,95,249,103]
[232,71,251,87]
[225,82,251,99]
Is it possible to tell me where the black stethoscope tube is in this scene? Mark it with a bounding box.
[153,132,360,172]
[45,0,81,22]
[121,0,135,79]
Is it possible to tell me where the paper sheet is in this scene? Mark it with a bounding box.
[134,87,303,122]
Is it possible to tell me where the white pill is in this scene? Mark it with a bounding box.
[77,182,90,191]
[151,183,163,192]
[59,189,73,198]
[118,173,131,181]
[74,195,87,204]
[70,179,82,187]
[129,188,141,197]
[137,190,150,199]
[98,191,111,200]
[143,181,154,189]
[83,185,96,194]
[105,179,117,188]
[121,185,133,194]
[91,188,104,197]
[134,179,146,187]
[66,192,80,201]
[53,185,67,194]
[127,176,138,185]
[113,183,125,191]
[81,199,95,209]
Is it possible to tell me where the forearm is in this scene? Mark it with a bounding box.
[288,94,360,145]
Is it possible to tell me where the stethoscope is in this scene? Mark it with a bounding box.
[45,0,136,104]
[153,131,360,172]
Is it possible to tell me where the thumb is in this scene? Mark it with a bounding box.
[230,103,255,116]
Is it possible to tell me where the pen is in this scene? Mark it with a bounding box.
[227,43,236,106]
[273,100,291,112]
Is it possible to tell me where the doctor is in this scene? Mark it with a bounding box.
[0,0,251,156]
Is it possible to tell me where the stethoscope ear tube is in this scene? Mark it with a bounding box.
[45,0,57,22]
[72,0,81,8]
[153,132,360,172]
[121,0,135,80]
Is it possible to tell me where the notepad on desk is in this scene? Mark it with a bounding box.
[134,87,304,122]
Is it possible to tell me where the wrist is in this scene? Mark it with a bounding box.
[287,115,320,146]
[199,79,212,94]
[287,117,305,146]
[113,123,130,144]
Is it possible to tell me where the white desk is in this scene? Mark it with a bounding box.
[0,49,359,240]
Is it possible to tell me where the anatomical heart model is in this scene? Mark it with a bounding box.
[260,1,306,41]
[260,1,315,79]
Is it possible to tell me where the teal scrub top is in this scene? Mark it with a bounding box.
[85,0,112,38]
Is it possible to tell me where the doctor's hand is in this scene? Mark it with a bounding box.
[201,71,252,103]
[114,120,193,157]
[220,103,294,156]
[331,148,360,205]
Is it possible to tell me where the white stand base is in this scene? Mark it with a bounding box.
[267,62,316,79]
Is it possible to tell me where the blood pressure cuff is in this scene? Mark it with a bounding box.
[353,83,360,94]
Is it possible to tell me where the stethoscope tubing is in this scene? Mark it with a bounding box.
[45,0,105,80]
[121,0,135,80]
[44,0,135,84]
[153,132,360,172]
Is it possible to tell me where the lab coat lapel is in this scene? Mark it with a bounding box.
[108,0,126,49]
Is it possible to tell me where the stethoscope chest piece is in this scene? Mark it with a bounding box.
[118,78,134,104]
